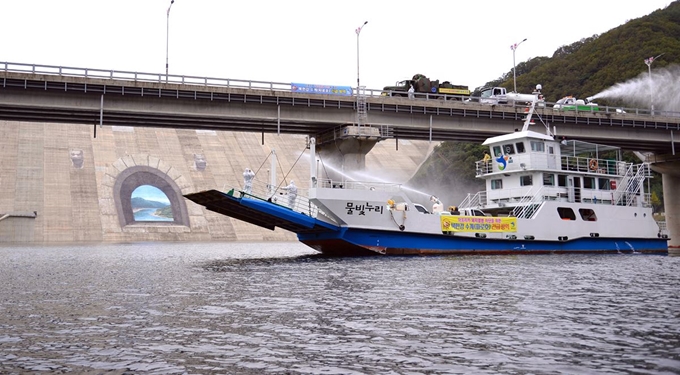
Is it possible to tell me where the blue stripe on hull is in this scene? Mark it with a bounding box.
[298,228,668,256]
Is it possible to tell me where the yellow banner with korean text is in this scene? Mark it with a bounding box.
[440,215,517,232]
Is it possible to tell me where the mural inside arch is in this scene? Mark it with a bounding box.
[131,185,173,222]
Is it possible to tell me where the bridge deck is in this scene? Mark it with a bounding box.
[1,63,679,154]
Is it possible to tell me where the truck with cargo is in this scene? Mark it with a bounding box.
[381,74,470,100]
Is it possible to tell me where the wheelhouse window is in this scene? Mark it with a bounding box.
[531,141,545,152]
[557,207,576,220]
[583,177,595,189]
[502,144,515,155]
[491,179,503,190]
[548,146,554,155]
[493,145,502,157]
[558,174,568,187]
[520,175,533,186]
[515,142,526,153]
[598,178,611,190]
[579,208,597,221]
[543,173,555,186]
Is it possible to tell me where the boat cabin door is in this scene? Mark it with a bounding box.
[547,145,557,169]
[567,176,581,203]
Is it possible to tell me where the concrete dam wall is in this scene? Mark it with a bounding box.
[0,121,435,243]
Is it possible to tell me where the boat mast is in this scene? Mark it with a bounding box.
[269,150,277,198]
[309,137,317,188]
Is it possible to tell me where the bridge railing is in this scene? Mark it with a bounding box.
[1,61,294,93]
[2,61,678,117]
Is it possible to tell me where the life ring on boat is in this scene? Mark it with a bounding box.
[589,159,598,171]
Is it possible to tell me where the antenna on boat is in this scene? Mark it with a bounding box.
[508,91,554,137]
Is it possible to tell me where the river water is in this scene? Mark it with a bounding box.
[0,242,679,374]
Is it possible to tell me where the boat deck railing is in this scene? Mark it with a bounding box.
[316,178,404,192]
[475,156,630,177]
[232,179,322,218]
[561,156,628,176]
[469,185,652,209]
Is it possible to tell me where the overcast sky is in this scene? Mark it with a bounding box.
[1,1,672,92]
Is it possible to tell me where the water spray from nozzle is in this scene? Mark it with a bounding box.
[590,64,680,112]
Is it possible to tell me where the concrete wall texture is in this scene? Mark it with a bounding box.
[0,121,434,243]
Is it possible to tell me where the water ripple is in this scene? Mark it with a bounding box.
[0,243,679,374]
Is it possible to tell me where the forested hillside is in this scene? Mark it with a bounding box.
[409,2,677,211]
[479,1,680,104]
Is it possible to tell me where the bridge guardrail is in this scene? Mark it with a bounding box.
[1,61,678,118]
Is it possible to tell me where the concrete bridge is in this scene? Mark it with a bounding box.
[0,62,678,249]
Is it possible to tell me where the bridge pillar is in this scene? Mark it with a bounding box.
[314,125,386,182]
[650,159,680,254]
[317,138,379,182]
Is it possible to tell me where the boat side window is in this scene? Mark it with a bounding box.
[557,207,576,220]
[579,208,597,221]
[598,178,610,190]
[502,144,515,155]
[492,146,502,157]
[491,179,503,190]
[557,174,568,187]
[543,173,555,186]
[530,141,545,152]
[583,177,595,189]
[548,146,554,154]
[472,209,486,217]
[520,175,533,186]
[515,142,526,153]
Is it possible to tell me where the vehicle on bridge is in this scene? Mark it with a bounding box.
[381,74,470,100]
[473,85,546,107]
[553,96,599,111]
[184,97,668,256]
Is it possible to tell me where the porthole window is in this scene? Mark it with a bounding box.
[579,208,597,221]
[557,207,576,220]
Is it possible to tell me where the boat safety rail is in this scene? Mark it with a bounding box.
[486,186,561,206]
[475,160,494,176]
[511,186,545,219]
[459,191,486,209]
[560,156,628,176]
[612,163,652,207]
[316,178,403,192]
[235,179,321,218]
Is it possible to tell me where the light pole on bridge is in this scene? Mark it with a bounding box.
[356,21,368,91]
[166,0,175,83]
[645,53,663,115]
[511,38,527,93]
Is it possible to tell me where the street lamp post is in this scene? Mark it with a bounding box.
[166,0,175,82]
[511,38,527,93]
[645,53,663,115]
[356,21,368,90]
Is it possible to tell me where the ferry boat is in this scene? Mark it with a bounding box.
[184,95,669,256]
